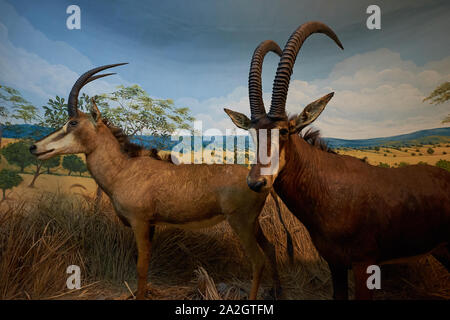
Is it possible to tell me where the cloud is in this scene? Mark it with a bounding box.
[176,86,253,133]
[181,48,450,139]
[0,20,130,110]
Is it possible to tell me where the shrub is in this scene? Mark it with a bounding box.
[436,159,450,172]
[0,169,23,200]
[427,148,434,155]
[398,162,409,167]
[378,162,389,168]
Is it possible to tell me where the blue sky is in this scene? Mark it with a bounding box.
[0,0,449,138]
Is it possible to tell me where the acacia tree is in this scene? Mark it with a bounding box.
[424,82,450,123]
[28,155,43,188]
[42,156,61,174]
[1,140,35,172]
[0,169,23,200]
[0,139,46,188]
[99,85,194,148]
[76,161,87,176]
[62,155,85,176]
[0,85,36,147]
[39,93,106,128]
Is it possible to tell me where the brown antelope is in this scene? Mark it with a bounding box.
[225,21,450,299]
[30,55,292,300]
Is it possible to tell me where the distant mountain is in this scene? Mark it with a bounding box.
[324,127,450,148]
[3,124,52,140]
[3,124,450,149]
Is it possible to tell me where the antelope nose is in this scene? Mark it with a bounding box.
[248,178,267,192]
[29,145,37,154]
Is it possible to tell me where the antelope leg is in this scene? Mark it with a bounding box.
[132,219,151,300]
[329,264,348,300]
[352,262,374,300]
[255,220,282,299]
[227,216,265,300]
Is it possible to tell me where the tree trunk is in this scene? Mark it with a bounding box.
[47,167,50,174]
[28,163,42,188]
[2,189,5,201]
[20,165,24,173]
[68,170,71,176]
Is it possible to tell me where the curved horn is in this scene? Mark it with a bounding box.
[67,63,128,117]
[248,40,282,121]
[268,22,343,119]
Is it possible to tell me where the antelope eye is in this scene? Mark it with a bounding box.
[280,128,289,136]
[69,120,78,126]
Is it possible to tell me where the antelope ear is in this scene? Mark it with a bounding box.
[290,92,334,133]
[224,108,251,130]
[90,98,102,122]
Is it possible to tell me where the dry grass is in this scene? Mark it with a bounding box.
[336,145,450,167]
[1,190,448,300]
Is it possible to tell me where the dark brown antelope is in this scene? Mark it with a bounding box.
[225,21,450,299]
[30,56,292,299]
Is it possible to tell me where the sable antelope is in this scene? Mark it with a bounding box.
[30,59,292,300]
[225,21,450,299]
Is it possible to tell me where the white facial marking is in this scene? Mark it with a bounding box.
[35,120,83,158]
[45,130,76,151]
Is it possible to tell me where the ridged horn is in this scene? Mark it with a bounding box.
[67,63,128,117]
[268,21,343,119]
[248,40,282,121]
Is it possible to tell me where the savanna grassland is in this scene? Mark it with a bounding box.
[0,138,449,300]
[336,144,450,168]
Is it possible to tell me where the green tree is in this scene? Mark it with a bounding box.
[436,159,450,172]
[1,140,35,172]
[39,93,105,129]
[1,139,45,188]
[0,85,36,146]
[423,81,450,123]
[28,155,43,188]
[42,156,61,174]
[0,169,23,200]
[99,85,194,148]
[76,161,88,176]
[427,147,434,155]
[62,155,85,176]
